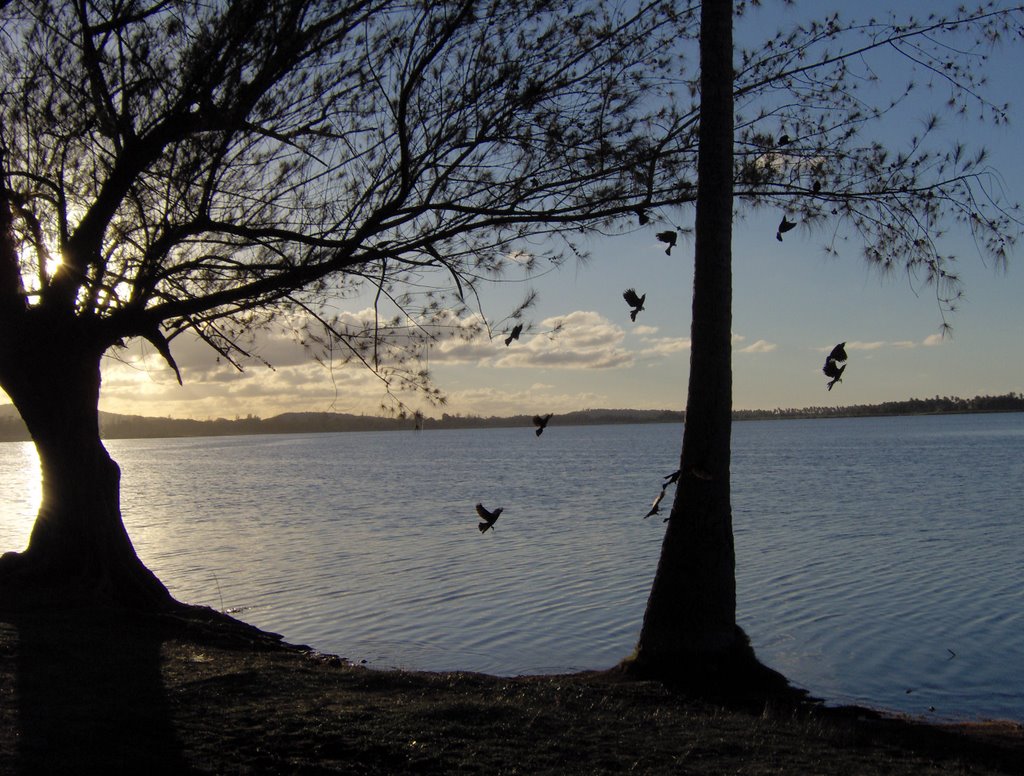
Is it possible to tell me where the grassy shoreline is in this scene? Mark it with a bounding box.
[1,606,1021,774]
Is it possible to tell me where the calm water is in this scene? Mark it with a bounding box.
[1,413,1022,720]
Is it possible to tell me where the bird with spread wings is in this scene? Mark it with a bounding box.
[475,503,503,533]
[623,288,646,322]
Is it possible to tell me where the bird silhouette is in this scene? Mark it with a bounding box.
[634,206,650,225]
[777,133,791,146]
[822,341,848,390]
[828,342,847,363]
[776,216,797,242]
[824,362,845,391]
[663,470,680,486]
[476,503,503,533]
[623,288,646,321]
[644,489,666,519]
[656,230,677,255]
[504,323,523,346]
[532,413,553,436]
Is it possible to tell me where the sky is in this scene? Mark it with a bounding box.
[5,1,1024,422]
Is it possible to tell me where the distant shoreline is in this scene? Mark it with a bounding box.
[1,393,1022,443]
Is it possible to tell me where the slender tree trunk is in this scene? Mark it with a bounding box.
[629,0,755,682]
[0,312,173,610]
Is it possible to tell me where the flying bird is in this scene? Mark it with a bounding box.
[623,288,646,321]
[824,362,845,391]
[532,413,553,436]
[776,216,797,242]
[476,503,503,533]
[504,323,523,346]
[644,489,666,519]
[822,341,848,390]
[655,230,678,255]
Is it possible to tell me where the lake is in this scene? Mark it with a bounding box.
[1,413,1022,721]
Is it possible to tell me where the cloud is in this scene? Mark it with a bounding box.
[639,337,691,357]
[109,307,391,380]
[427,312,497,363]
[424,309,642,368]
[846,341,887,351]
[632,325,659,336]
[823,337,946,352]
[753,149,826,178]
[507,249,534,265]
[100,355,390,419]
[494,311,634,370]
[441,385,608,416]
[634,329,775,358]
[737,339,777,354]
[430,338,498,363]
[97,307,648,418]
[806,335,947,358]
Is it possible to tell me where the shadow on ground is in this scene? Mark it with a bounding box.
[3,607,189,774]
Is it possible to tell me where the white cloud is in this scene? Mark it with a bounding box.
[922,333,946,347]
[848,341,886,351]
[633,325,660,336]
[428,315,497,362]
[494,311,634,370]
[507,249,534,264]
[639,337,691,357]
[737,339,777,354]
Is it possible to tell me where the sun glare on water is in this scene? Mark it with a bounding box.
[0,442,41,552]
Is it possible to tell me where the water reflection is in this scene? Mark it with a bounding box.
[0,442,41,551]
[2,415,1023,721]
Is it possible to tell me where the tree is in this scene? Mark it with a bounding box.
[628,0,1022,684]
[0,0,699,608]
[630,0,749,684]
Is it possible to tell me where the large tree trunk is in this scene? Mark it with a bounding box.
[628,0,762,686]
[0,312,173,610]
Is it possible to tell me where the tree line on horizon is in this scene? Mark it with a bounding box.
[734,393,1024,421]
[1,394,1020,443]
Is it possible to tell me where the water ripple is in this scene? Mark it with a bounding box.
[1,414,1022,719]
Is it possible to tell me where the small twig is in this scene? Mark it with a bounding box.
[212,572,225,613]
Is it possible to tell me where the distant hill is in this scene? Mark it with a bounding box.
[1,393,1022,443]
[0,405,683,442]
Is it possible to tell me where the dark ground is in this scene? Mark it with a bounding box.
[0,606,1021,775]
